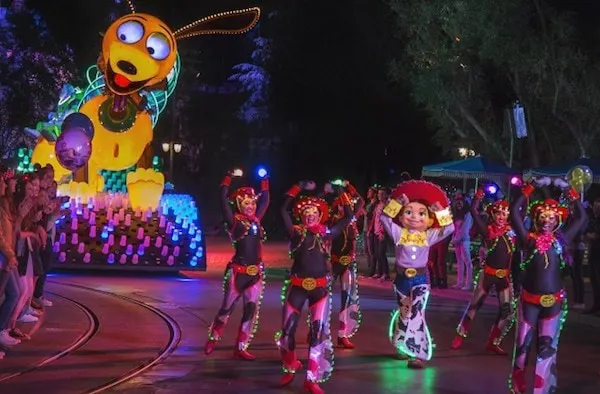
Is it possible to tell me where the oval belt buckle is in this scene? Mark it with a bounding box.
[495,269,507,279]
[539,294,556,308]
[246,265,259,276]
[405,268,417,278]
[302,277,317,291]
[339,256,351,266]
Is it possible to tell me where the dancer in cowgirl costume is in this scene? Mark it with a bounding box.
[509,177,585,394]
[276,181,353,394]
[381,180,454,368]
[205,169,269,360]
[329,181,364,349]
[451,190,515,355]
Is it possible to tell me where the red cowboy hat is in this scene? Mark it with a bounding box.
[391,180,450,228]
[229,187,259,211]
[486,200,509,217]
[529,198,569,223]
[293,196,329,224]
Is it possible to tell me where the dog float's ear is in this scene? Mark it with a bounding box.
[124,0,136,14]
[173,7,260,40]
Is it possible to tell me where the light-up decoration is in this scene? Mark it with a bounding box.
[256,166,268,179]
[126,168,165,211]
[485,183,499,195]
[51,193,206,271]
[510,176,522,186]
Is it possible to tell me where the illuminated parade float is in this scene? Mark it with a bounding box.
[24,1,261,271]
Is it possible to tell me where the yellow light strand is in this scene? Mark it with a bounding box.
[125,0,136,14]
[173,7,261,40]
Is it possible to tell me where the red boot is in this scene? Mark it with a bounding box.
[534,374,545,389]
[234,349,256,361]
[280,350,302,386]
[451,320,470,350]
[205,340,217,355]
[303,380,325,394]
[337,337,355,349]
[485,326,507,355]
[511,369,526,394]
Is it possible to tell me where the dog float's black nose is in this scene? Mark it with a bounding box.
[117,60,137,75]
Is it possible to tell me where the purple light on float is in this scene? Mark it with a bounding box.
[71,217,78,231]
[155,236,163,248]
[108,253,115,264]
[125,214,131,226]
[141,212,147,223]
[134,207,141,217]
[71,233,78,245]
[108,234,115,246]
[89,225,96,238]
[166,223,172,234]
[83,208,89,220]
[107,219,115,232]
[119,208,125,219]
[143,236,150,248]
[83,253,91,263]
[119,235,127,247]
[136,227,144,240]
[510,176,522,186]
[107,208,113,221]
[53,242,60,253]
[173,246,180,257]
[146,208,153,219]
[89,212,96,225]
[167,255,175,266]
[59,252,66,263]
[126,244,133,255]
[131,254,139,264]
[102,243,110,254]
[119,254,127,264]
[159,215,166,228]
[137,245,144,255]
[161,245,168,257]
[77,242,85,254]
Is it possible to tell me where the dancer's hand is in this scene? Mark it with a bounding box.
[553,178,569,190]
[532,176,551,187]
[429,201,444,212]
[300,181,316,191]
[398,193,409,206]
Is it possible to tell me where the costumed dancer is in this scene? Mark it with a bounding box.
[382,180,454,368]
[329,181,364,349]
[276,181,353,394]
[451,189,515,355]
[451,193,473,290]
[205,169,270,360]
[509,178,585,394]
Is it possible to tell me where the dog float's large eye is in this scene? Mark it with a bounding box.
[117,20,144,44]
[146,33,171,60]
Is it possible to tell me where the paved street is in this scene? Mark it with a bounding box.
[1,237,600,394]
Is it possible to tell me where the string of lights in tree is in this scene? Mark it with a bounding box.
[16,148,34,173]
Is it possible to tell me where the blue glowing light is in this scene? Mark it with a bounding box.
[486,183,499,195]
[190,257,198,267]
[101,226,109,239]
[251,223,258,236]
[190,241,197,249]
[257,166,268,178]
[196,247,204,258]
[172,230,179,242]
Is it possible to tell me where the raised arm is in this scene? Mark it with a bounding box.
[327,193,353,239]
[427,206,456,245]
[219,175,234,227]
[281,184,301,235]
[470,190,489,238]
[510,184,533,244]
[256,178,270,220]
[346,183,365,216]
[562,188,586,243]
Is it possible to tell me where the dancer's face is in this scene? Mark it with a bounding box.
[239,198,257,217]
[492,210,508,226]
[454,199,464,210]
[26,178,40,199]
[536,211,558,234]
[302,206,320,227]
[399,201,430,232]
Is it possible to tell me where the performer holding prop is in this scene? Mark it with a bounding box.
[451,190,515,354]
[205,168,269,360]
[329,180,365,349]
[509,174,586,394]
[382,180,454,368]
[276,181,353,394]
